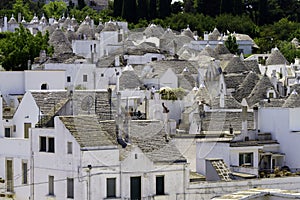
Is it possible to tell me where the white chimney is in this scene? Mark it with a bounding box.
[241,98,248,134]
[4,16,8,31]
[204,31,208,40]
[115,55,120,67]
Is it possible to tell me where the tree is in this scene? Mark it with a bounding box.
[77,0,86,10]
[0,25,53,71]
[43,1,67,19]
[137,0,148,19]
[278,41,300,64]
[158,0,172,18]
[12,0,32,21]
[225,35,239,54]
[149,0,157,20]
[113,0,123,17]
[121,0,137,23]
[171,1,184,14]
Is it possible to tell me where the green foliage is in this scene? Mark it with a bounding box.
[0,25,52,71]
[278,41,300,64]
[159,87,186,100]
[215,14,258,37]
[43,1,67,19]
[13,0,33,21]
[225,35,239,54]
[255,18,300,54]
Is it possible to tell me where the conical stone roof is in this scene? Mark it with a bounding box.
[224,55,248,73]
[208,27,221,40]
[282,90,300,108]
[247,75,275,106]
[49,28,72,54]
[215,42,230,55]
[233,71,260,102]
[266,47,289,65]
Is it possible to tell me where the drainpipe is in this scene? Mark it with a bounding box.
[30,128,34,200]
[87,165,92,200]
[183,164,186,200]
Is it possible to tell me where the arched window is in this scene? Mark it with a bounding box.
[41,83,48,90]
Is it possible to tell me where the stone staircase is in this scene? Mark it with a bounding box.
[210,159,232,181]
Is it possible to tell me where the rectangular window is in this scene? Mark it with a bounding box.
[48,138,55,153]
[156,176,165,195]
[49,176,54,196]
[67,76,71,83]
[40,137,55,153]
[83,74,88,82]
[107,178,116,198]
[22,161,28,184]
[24,123,31,139]
[5,127,11,137]
[40,136,47,152]
[67,178,74,199]
[6,159,13,192]
[239,153,253,167]
[67,142,72,154]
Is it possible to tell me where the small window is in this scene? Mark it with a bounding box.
[40,136,47,152]
[269,92,274,98]
[49,176,54,195]
[67,142,72,154]
[83,74,88,82]
[40,136,55,153]
[239,153,253,167]
[24,123,31,139]
[151,57,158,61]
[107,178,116,198]
[41,83,48,90]
[6,159,13,192]
[156,176,165,195]
[67,76,71,83]
[67,178,74,199]
[22,161,28,184]
[48,138,55,153]
[5,127,11,137]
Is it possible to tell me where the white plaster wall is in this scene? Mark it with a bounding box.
[124,53,165,65]
[121,148,186,199]
[289,108,300,131]
[45,63,96,89]
[24,70,65,91]
[72,40,100,59]
[230,146,262,175]
[45,63,119,90]
[100,31,119,57]
[257,108,300,169]
[196,141,230,175]
[13,92,39,138]
[0,72,24,99]
[32,118,84,200]
[174,138,197,172]
[148,99,184,123]
[0,148,31,200]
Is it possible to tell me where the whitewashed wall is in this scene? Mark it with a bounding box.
[196,141,230,175]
